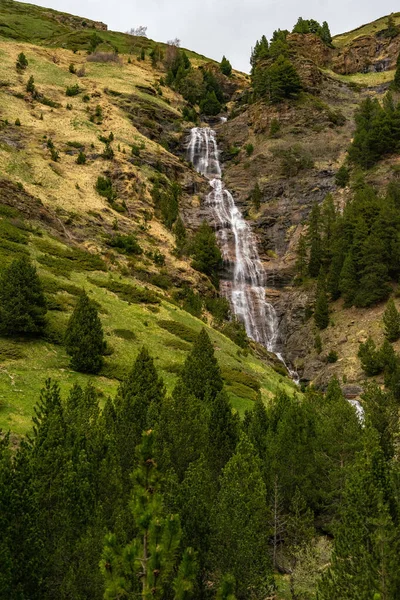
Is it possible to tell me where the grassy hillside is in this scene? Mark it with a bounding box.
[333,12,400,48]
[0,15,296,436]
[0,0,213,61]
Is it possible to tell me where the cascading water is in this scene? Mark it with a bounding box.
[187,126,285,358]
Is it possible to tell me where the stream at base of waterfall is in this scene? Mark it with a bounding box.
[187,126,298,381]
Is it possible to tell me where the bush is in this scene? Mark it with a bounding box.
[15,118,21,126]
[326,350,338,363]
[157,320,198,343]
[191,221,222,286]
[245,143,254,156]
[205,296,231,323]
[106,234,143,256]
[76,151,86,164]
[26,75,35,94]
[96,176,116,202]
[221,318,249,348]
[16,52,28,71]
[65,84,81,97]
[87,52,121,63]
[277,144,314,177]
[0,256,47,336]
[269,118,281,137]
[335,165,350,188]
[113,328,137,340]
[69,63,76,74]
[88,277,160,305]
[65,291,105,373]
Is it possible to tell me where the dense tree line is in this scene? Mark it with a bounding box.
[164,47,229,116]
[297,180,400,313]
[292,17,332,46]
[250,31,302,103]
[348,94,400,168]
[1,323,400,598]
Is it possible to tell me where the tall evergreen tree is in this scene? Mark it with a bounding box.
[314,271,329,330]
[65,291,105,373]
[181,328,223,403]
[210,434,273,599]
[318,429,400,599]
[191,221,222,286]
[115,347,164,483]
[0,255,47,336]
[339,252,357,307]
[101,430,197,600]
[220,56,232,76]
[207,389,239,479]
[382,298,400,342]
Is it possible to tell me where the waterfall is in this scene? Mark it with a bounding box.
[187,126,282,355]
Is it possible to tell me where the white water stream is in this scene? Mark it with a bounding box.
[187,126,298,378]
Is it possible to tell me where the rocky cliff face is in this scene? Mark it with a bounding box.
[332,34,400,74]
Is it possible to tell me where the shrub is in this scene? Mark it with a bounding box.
[220,56,232,76]
[16,52,28,71]
[220,318,249,348]
[65,84,81,97]
[0,256,47,336]
[157,320,198,343]
[15,118,21,126]
[205,296,231,323]
[335,165,350,188]
[327,350,338,363]
[269,118,281,137]
[65,291,105,373]
[191,221,223,285]
[106,234,143,255]
[113,328,137,340]
[88,277,160,305]
[50,148,59,162]
[87,52,121,63]
[76,151,86,164]
[277,144,314,177]
[69,63,77,74]
[131,144,141,157]
[26,75,35,94]
[221,367,260,391]
[96,176,117,202]
[245,143,254,156]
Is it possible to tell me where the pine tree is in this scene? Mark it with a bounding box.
[251,181,262,210]
[191,221,222,286]
[268,55,302,103]
[101,430,197,600]
[199,91,221,116]
[339,252,357,307]
[320,21,332,45]
[382,298,400,342]
[26,75,35,94]
[181,328,223,403]
[207,389,239,479]
[0,255,47,336]
[358,336,384,376]
[156,381,209,481]
[216,575,237,600]
[318,429,400,599]
[335,165,350,188]
[220,56,232,76]
[314,271,329,330]
[210,435,273,599]
[16,52,28,71]
[65,291,105,373]
[174,216,187,255]
[115,347,165,482]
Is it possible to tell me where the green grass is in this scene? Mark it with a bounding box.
[333,12,400,48]
[0,0,213,62]
[0,246,297,434]
[322,68,394,87]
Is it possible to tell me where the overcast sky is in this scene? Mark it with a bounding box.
[26,0,400,72]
